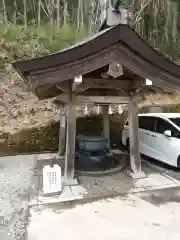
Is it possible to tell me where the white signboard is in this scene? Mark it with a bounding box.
[43,164,62,195]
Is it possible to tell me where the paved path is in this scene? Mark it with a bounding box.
[1,152,180,240]
[28,187,180,240]
[0,155,35,240]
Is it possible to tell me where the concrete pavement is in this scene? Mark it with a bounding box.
[28,187,180,240]
[1,153,180,240]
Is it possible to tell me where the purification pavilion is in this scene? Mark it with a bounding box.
[12,6,180,185]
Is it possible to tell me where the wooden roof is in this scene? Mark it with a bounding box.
[12,24,180,100]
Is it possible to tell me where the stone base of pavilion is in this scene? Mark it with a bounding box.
[29,151,180,207]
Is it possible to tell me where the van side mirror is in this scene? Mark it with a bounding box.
[164,130,171,137]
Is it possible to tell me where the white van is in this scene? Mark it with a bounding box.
[121,113,180,167]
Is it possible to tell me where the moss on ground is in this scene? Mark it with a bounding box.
[0,114,125,155]
[1,103,180,155]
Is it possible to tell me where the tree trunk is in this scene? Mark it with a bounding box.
[56,0,60,30]
[37,0,41,27]
[80,0,84,29]
[13,0,17,24]
[23,0,27,27]
[2,0,8,23]
[76,0,80,31]
[63,1,68,25]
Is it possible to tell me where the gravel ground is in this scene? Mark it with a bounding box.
[0,155,36,240]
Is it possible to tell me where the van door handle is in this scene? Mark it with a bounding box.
[151,135,156,138]
[145,133,150,136]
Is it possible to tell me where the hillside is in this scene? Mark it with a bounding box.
[1,67,180,137]
[0,69,59,136]
[1,0,180,138]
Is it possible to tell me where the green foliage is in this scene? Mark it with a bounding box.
[1,0,180,67]
[0,21,89,69]
[139,104,180,113]
[135,0,180,57]
[0,0,101,68]
[167,104,180,113]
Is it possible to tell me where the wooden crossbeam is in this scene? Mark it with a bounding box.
[56,78,144,93]
[56,94,130,104]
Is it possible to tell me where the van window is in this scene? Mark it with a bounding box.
[169,118,180,128]
[156,118,180,138]
[139,116,156,132]
[156,119,171,134]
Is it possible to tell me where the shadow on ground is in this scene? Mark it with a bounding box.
[140,156,180,206]
[139,187,180,206]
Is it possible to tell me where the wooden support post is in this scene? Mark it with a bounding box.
[127,100,146,178]
[64,81,77,184]
[57,106,66,156]
[102,105,110,149]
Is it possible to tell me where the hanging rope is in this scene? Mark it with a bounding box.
[84,105,88,115]
[108,105,113,114]
[96,104,101,115]
[118,105,122,114]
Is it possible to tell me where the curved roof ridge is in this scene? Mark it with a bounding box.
[13,24,180,78]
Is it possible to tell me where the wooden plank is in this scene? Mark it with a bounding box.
[76,78,143,92]
[56,79,85,93]
[55,78,143,94]
[102,105,110,149]
[56,94,130,104]
[14,24,180,93]
[74,82,90,93]
[29,46,117,87]
[115,44,180,90]
[29,39,180,90]
[29,37,180,91]
[77,95,130,104]
[128,100,141,173]
[83,78,133,85]
[56,84,68,93]
[55,94,76,104]
[64,82,76,182]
